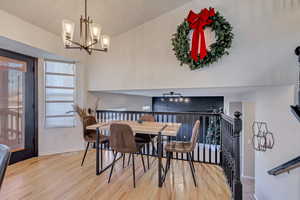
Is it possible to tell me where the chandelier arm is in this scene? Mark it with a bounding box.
[66,39,85,48]
[83,47,92,55]
[86,41,98,48]
[90,48,108,52]
[65,46,81,49]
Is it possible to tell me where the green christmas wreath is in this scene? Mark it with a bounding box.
[171,8,234,70]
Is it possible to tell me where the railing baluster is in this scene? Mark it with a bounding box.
[215,115,219,164]
[202,116,206,163]
[191,114,195,162]
[209,116,212,163]
[96,111,100,122]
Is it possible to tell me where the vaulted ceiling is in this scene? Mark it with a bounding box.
[0,0,191,36]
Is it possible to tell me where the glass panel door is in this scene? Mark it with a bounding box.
[0,49,37,163]
[0,56,26,151]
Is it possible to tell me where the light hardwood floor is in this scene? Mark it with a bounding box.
[0,150,231,200]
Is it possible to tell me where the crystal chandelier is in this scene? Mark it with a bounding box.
[62,0,110,55]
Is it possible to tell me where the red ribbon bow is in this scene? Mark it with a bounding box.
[187,8,215,62]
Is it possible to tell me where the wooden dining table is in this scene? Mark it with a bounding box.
[86,120,182,187]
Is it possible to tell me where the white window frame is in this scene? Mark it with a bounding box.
[44,59,76,128]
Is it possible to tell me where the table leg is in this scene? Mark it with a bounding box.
[158,131,162,187]
[96,128,100,175]
[101,142,103,170]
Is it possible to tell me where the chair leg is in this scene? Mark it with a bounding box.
[186,153,195,172]
[191,157,195,172]
[132,153,136,188]
[187,152,197,187]
[128,153,131,166]
[139,151,146,172]
[162,151,171,184]
[100,143,103,170]
[146,143,150,169]
[147,153,150,169]
[151,140,157,155]
[81,142,90,166]
[168,152,172,171]
[108,151,118,183]
[122,153,125,168]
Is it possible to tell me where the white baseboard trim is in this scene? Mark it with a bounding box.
[242,175,255,180]
[38,147,85,156]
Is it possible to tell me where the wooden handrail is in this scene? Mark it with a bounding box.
[268,156,300,176]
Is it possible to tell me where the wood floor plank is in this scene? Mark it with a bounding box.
[0,150,231,200]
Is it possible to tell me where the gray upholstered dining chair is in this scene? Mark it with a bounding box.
[0,144,10,190]
[163,120,200,187]
[81,116,109,166]
[108,123,146,188]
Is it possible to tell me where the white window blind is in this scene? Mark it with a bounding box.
[44,60,76,128]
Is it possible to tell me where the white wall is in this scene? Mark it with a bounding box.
[87,92,152,111]
[228,101,256,178]
[242,102,255,179]
[87,0,299,92]
[254,86,300,200]
[224,86,300,200]
[37,59,86,155]
[229,102,242,117]
[0,9,87,155]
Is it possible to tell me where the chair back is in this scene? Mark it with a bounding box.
[0,144,10,190]
[82,116,97,138]
[139,114,155,122]
[83,116,97,129]
[190,120,200,150]
[109,123,137,153]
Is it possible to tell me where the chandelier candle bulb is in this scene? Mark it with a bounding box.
[90,23,102,42]
[62,20,75,46]
[101,35,110,49]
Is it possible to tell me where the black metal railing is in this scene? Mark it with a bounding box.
[96,109,242,200]
[96,110,221,164]
[220,112,243,200]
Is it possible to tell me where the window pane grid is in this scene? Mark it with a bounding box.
[45,60,75,74]
[45,74,74,88]
[45,86,74,90]
[45,72,75,77]
[46,101,74,103]
[44,60,76,128]
[46,115,75,118]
